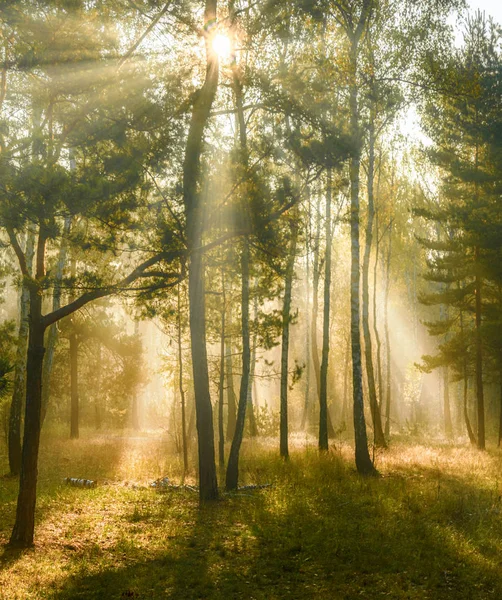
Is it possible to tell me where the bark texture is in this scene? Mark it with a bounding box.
[182,0,219,501]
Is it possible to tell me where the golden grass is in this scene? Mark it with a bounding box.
[1,430,502,599]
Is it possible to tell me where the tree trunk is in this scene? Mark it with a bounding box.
[464,373,476,446]
[69,257,79,439]
[8,228,35,476]
[94,342,102,430]
[311,195,335,438]
[362,114,386,449]
[182,0,219,502]
[41,215,72,425]
[348,33,376,475]
[246,295,258,437]
[9,289,46,547]
[443,366,453,439]
[342,333,351,427]
[131,320,140,431]
[226,239,250,490]
[69,330,79,439]
[384,222,393,438]
[319,170,333,451]
[280,218,298,459]
[177,284,189,475]
[225,331,237,441]
[474,246,485,450]
[311,194,322,415]
[301,195,311,430]
[372,212,383,408]
[218,273,225,468]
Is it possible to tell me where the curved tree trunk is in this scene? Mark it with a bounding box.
[182,0,219,502]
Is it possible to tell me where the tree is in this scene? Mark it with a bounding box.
[182,0,220,501]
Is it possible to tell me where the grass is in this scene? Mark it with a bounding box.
[1,429,502,599]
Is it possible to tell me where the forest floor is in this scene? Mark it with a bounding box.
[1,430,502,599]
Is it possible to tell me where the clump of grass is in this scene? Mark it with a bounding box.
[1,430,502,599]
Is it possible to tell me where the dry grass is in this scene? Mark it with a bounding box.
[1,429,502,599]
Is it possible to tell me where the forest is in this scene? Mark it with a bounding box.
[0,0,501,598]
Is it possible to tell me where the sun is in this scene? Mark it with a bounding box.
[212,33,232,60]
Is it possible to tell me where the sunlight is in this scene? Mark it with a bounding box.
[212,33,232,60]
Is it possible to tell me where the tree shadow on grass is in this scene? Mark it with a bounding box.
[12,450,502,599]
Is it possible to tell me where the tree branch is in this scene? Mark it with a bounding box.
[42,251,179,328]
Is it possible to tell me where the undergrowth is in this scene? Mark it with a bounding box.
[1,429,502,599]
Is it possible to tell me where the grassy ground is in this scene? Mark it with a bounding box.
[1,430,502,599]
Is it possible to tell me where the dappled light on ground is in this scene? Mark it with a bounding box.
[1,433,502,599]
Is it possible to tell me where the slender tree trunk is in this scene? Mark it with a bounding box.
[311,195,336,438]
[182,0,219,502]
[41,216,71,425]
[464,371,476,445]
[226,49,253,489]
[226,240,250,490]
[311,194,322,412]
[8,228,35,476]
[131,320,140,431]
[69,257,79,439]
[177,284,189,475]
[372,214,383,408]
[474,246,485,450]
[384,222,393,438]
[319,170,333,451]
[218,273,226,468]
[69,331,79,439]
[95,342,102,430]
[225,329,237,441]
[342,333,350,426]
[348,33,376,475]
[246,295,258,437]
[443,366,453,439]
[301,196,311,430]
[362,114,386,449]
[280,219,298,459]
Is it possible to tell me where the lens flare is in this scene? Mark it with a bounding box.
[212,33,232,59]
